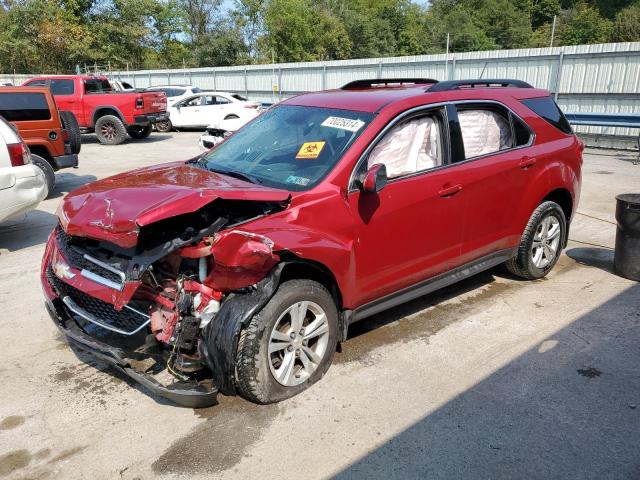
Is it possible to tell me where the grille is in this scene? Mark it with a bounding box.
[47,267,149,335]
[55,228,125,286]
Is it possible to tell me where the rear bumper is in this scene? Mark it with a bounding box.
[0,165,47,223]
[45,298,219,408]
[133,112,169,126]
[51,153,79,170]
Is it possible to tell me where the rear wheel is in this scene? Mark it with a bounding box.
[59,111,81,154]
[128,124,152,139]
[155,120,172,132]
[95,115,127,145]
[505,201,566,279]
[235,279,338,404]
[31,154,55,197]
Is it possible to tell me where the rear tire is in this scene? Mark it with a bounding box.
[505,201,566,280]
[128,124,152,139]
[95,115,127,145]
[31,154,55,198]
[235,279,338,404]
[155,120,172,132]
[59,111,81,154]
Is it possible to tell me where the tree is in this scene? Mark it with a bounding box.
[610,3,640,42]
[556,3,612,45]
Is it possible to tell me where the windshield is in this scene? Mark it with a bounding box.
[201,105,373,191]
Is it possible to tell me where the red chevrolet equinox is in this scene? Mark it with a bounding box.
[42,79,582,407]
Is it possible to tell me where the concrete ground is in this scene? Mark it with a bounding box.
[0,132,638,480]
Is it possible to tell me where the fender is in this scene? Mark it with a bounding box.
[91,105,127,127]
[199,264,284,395]
[512,137,578,239]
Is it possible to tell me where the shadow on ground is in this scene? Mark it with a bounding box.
[0,209,57,251]
[334,283,640,480]
[566,247,614,273]
[49,172,97,199]
[80,134,173,145]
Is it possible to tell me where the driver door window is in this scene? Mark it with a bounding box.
[367,114,444,179]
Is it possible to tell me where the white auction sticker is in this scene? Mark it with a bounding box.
[321,116,365,132]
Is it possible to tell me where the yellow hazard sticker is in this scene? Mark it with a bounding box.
[296,141,325,159]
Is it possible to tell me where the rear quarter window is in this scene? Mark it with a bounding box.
[50,79,75,95]
[521,96,573,134]
[0,92,51,121]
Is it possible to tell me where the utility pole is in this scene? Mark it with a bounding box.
[445,32,450,79]
[550,15,557,48]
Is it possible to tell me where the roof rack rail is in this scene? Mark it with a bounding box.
[342,78,439,90]
[428,79,533,92]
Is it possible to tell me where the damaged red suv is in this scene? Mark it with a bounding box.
[42,79,582,407]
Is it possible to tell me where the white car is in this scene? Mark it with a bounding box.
[145,85,202,106]
[198,116,250,151]
[158,91,260,132]
[110,80,135,92]
[0,117,48,223]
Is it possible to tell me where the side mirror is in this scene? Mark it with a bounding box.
[361,163,387,193]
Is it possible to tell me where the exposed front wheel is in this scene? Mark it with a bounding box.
[95,115,127,145]
[235,279,338,404]
[128,124,152,139]
[505,201,567,279]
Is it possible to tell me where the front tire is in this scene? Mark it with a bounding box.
[95,115,127,145]
[128,124,152,139]
[505,201,566,280]
[235,279,338,404]
[31,154,55,197]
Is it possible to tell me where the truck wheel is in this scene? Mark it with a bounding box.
[128,124,152,139]
[59,111,81,154]
[505,201,567,280]
[95,115,127,145]
[235,279,338,404]
[155,120,172,132]
[31,154,55,197]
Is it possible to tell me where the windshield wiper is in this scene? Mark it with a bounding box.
[207,167,263,185]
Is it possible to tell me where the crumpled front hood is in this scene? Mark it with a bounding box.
[59,162,290,248]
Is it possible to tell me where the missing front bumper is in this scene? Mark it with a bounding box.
[45,299,218,408]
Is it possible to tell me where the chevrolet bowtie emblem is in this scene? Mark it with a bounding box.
[53,260,75,280]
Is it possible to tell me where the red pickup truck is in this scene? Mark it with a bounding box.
[23,75,168,145]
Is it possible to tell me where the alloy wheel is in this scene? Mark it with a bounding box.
[268,301,330,387]
[531,214,561,268]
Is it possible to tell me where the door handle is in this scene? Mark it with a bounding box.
[519,157,537,169]
[438,184,463,197]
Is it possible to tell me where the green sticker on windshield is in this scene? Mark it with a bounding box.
[286,175,310,186]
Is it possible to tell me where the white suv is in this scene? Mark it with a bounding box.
[0,117,48,223]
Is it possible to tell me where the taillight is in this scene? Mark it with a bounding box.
[7,142,31,167]
[135,96,144,109]
[244,103,259,109]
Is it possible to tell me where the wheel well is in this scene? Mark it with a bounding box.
[542,188,573,221]
[278,260,342,310]
[27,145,53,164]
[93,108,123,126]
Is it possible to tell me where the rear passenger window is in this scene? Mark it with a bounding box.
[368,113,444,179]
[521,96,572,134]
[0,92,51,121]
[458,109,514,158]
[50,79,75,95]
[25,80,46,87]
[512,114,533,146]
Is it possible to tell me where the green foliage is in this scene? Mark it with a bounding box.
[0,0,637,74]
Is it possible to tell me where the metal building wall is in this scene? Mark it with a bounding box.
[2,42,639,147]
